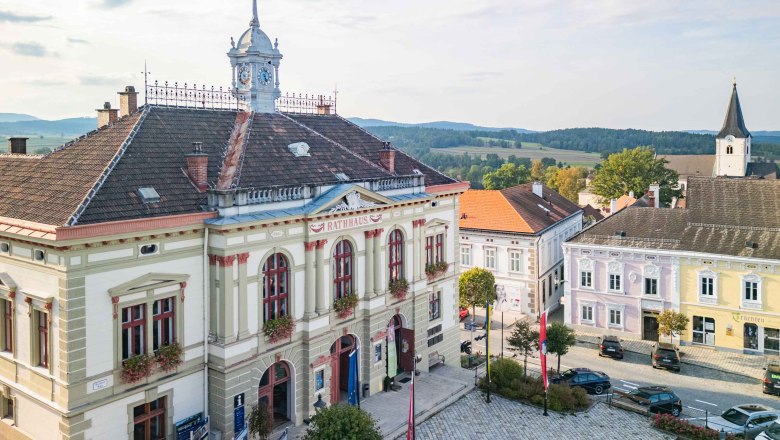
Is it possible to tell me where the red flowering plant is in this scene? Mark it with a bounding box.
[388,278,409,300]
[155,342,183,373]
[121,353,153,384]
[652,413,738,440]
[334,294,359,319]
[263,315,296,343]
[425,262,449,281]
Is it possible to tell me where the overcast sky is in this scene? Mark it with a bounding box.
[1,0,779,131]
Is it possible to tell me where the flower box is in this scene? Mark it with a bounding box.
[263,315,296,343]
[388,278,409,300]
[121,353,153,384]
[334,294,358,319]
[425,261,449,281]
[155,342,183,373]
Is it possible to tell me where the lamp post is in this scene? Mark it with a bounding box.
[408,353,422,440]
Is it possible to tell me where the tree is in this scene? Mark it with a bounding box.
[247,403,273,440]
[657,309,689,344]
[482,163,530,190]
[591,146,683,205]
[530,159,546,182]
[506,320,539,378]
[458,268,496,320]
[546,322,576,373]
[547,166,588,202]
[303,404,382,440]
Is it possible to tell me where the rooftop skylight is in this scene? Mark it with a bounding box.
[137,187,161,204]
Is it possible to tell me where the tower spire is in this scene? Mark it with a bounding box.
[251,0,259,26]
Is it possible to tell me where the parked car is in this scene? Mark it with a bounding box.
[757,421,780,440]
[709,404,780,438]
[598,335,624,359]
[459,307,470,321]
[651,342,681,372]
[763,364,780,395]
[551,368,611,395]
[627,386,683,417]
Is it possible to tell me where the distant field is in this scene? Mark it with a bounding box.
[2,135,73,154]
[436,143,601,168]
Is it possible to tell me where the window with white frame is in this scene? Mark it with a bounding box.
[460,245,471,267]
[644,278,658,295]
[580,302,594,324]
[509,250,522,273]
[607,304,625,328]
[580,271,593,288]
[643,264,659,295]
[0,298,12,354]
[607,261,623,293]
[741,274,762,309]
[698,270,717,304]
[484,247,496,270]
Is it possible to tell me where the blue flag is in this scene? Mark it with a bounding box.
[347,349,358,405]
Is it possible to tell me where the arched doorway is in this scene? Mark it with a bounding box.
[330,335,357,403]
[258,361,292,425]
[387,314,414,378]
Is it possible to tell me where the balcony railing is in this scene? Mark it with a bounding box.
[145,81,244,111]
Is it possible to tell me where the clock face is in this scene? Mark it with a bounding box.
[258,67,272,86]
[238,65,251,86]
[726,135,735,142]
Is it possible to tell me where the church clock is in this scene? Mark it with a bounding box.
[238,65,251,86]
[258,67,272,86]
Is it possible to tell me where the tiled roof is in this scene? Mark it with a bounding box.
[746,162,779,180]
[459,183,582,234]
[569,176,780,260]
[581,204,604,221]
[657,154,715,179]
[0,107,455,227]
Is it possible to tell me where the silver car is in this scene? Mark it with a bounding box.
[757,421,780,440]
[709,404,779,438]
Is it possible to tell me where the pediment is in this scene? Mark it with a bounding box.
[0,273,17,293]
[307,185,393,216]
[108,273,190,297]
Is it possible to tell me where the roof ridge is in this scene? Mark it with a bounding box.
[277,112,392,176]
[65,107,149,226]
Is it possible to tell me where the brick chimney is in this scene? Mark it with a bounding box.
[609,198,618,215]
[378,142,396,173]
[7,137,28,154]
[648,183,660,208]
[186,142,209,191]
[118,86,139,117]
[316,95,332,115]
[97,102,118,128]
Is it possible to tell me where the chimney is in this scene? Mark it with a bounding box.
[186,142,209,191]
[97,102,118,128]
[316,95,332,115]
[609,198,618,215]
[7,137,28,155]
[532,181,543,198]
[629,190,635,199]
[118,86,139,117]
[378,142,396,173]
[649,183,660,208]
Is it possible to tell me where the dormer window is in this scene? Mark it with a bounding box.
[288,142,310,157]
[137,187,161,204]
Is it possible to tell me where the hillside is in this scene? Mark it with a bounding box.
[0,113,39,123]
[348,117,534,133]
[0,117,96,137]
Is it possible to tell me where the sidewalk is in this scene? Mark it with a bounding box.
[467,306,534,329]
[280,364,475,439]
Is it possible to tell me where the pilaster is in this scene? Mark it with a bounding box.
[215,255,237,343]
[372,229,383,295]
[315,240,328,314]
[237,252,250,339]
[304,242,317,318]
[412,220,421,281]
[364,231,375,297]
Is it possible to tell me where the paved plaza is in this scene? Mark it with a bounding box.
[406,391,674,440]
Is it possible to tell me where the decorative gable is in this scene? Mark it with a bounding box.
[307,185,393,216]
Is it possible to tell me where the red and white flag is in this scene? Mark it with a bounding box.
[539,310,549,390]
[406,371,415,440]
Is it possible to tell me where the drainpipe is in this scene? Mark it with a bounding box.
[536,236,541,320]
[203,226,210,421]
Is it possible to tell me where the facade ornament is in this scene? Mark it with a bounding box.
[329,191,378,213]
[230,37,235,48]
[112,296,120,319]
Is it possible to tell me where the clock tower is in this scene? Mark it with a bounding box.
[228,0,282,113]
[715,80,751,177]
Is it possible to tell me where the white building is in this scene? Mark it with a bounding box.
[458,183,583,317]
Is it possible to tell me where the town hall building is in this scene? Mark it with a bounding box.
[0,2,467,439]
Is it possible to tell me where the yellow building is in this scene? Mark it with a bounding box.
[679,257,780,354]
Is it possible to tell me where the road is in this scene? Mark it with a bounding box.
[461,324,780,423]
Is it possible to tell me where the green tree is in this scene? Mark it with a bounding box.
[482,163,531,190]
[247,403,273,440]
[657,309,689,344]
[302,404,382,440]
[530,159,546,182]
[546,322,576,373]
[547,166,588,202]
[591,146,682,205]
[458,268,496,320]
[506,320,539,378]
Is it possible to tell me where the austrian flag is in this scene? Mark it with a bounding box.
[539,310,549,390]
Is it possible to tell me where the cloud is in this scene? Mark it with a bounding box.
[462,71,502,81]
[0,10,52,23]
[10,41,53,57]
[100,0,133,8]
[67,37,90,45]
[79,75,129,86]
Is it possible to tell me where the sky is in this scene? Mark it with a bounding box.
[1,0,779,131]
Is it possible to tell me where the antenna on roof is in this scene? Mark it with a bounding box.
[333,83,339,114]
[141,60,151,105]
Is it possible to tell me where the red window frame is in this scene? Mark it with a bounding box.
[152,297,175,351]
[262,253,289,321]
[333,240,353,300]
[133,397,166,440]
[36,310,48,368]
[388,230,404,281]
[425,236,434,266]
[122,304,146,360]
[435,233,444,263]
[2,299,11,353]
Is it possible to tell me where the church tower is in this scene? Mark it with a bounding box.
[228,0,282,113]
[715,80,751,177]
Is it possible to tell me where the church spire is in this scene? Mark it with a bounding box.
[717,80,750,139]
[251,0,259,27]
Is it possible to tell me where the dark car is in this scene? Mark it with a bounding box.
[551,368,611,395]
[651,342,681,372]
[627,386,683,417]
[598,335,624,359]
[763,365,780,395]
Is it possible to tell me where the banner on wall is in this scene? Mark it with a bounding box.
[348,349,359,405]
[387,322,397,379]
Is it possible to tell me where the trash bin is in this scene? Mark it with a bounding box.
[362,383,370,398]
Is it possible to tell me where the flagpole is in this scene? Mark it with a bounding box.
[486,297,491,404]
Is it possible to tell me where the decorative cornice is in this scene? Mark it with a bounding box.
[304,242,317,252]
[316,239,328,250]
[310,355,329,369]
[237,253,250,265]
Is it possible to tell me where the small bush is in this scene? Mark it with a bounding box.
[652,414,739,440]
[490,358,524,389]
[530,394,544,406]
[547,384,589,412]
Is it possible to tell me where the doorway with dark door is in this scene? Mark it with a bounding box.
[329,334,356,404]
[643,313,660,341]
[257,361,292,426]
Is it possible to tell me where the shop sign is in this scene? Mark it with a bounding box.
[732,312,766,324]
[175,413,207,440]
[309,214,382,234]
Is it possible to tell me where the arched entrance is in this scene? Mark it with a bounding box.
[330,335,358,403]
[387,314,414,377]
[258,361,292,425]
